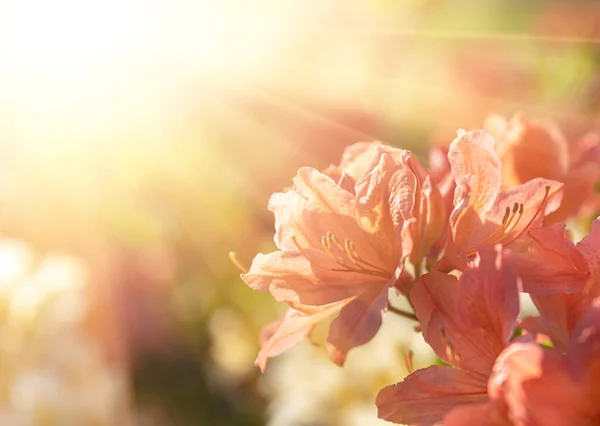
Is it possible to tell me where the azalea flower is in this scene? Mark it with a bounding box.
[485,113,600,223]
[437,129,563,271]
[518,218,600,350]
[449,300,600,426]
[376,247,520,425]
[325,141,446,269]
[242,143,444,370]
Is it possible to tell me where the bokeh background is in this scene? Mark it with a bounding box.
[0,0,598,424]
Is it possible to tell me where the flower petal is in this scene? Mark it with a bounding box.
[412,247,519,375]
[420,175,446,258]
[567,299,600,382]
[497,115,569,187]
[485,178,563,249]
[489,342,582,426]
[337,141,382,180]
[517,223,590,294]
[577,218,600,292]
[457,246,520,346]
[567,300,600,418]
[269,190,310,250]
[527,293,587,351]
[448,129,501,217]
[336,172,356,193]
[293,167,398,272]
[324,141,382,184]
[326,284,389,366]
[545,160,600,224]
[444,402,512,426]
[255,300,353,372]
[293,167,357,211]
[388,162,417,232]
[354,146,412,212]
[242,250,368,305]
[376,365,488,425]
[523,219,600,350]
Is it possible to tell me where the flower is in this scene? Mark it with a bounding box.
[485,113,600,223]
[243,143,443,369]
[462,300,600,426]
[437,129,563,271]
[376,246,520,425]
[519,218,600,350]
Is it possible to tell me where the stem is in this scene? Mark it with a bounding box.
[387,303,419,321]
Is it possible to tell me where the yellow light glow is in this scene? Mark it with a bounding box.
[0,0,315,150]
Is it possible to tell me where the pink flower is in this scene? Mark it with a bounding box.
[519,218,600,350]
[243,143,443,370]
[437,129,563,271]
[465,300,600,426]
[485,113,600,223]
[376,247,520,425]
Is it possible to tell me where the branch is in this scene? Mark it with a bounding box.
[387,303,418,321]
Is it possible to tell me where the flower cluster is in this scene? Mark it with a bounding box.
[239,114,600,425]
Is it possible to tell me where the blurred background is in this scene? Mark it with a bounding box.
[0,0,598,424]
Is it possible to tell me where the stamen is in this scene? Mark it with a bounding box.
[293,235,334,270]
[503,202,520,230]
[404,349,414,374]
[440,327,460,367]
[504,203,524,234]
[347,240,359,259]
[347,240,390,274]
[478,205,517,247]
[501,206,510,225]
[321,235,335,259]
[228,252,249,273]
[344,239,359,265]
[330,233,345,253]
[468,188,547,257]
[321,234,348,267]
[295,235,391,278]
[502,185,551,247]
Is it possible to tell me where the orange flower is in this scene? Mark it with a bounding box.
[437,129,563,271]
[243,143,443,369]
[485,113,600,223]
[519,218,600,350]
[376,247,519,425]
[476,301,600,426]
